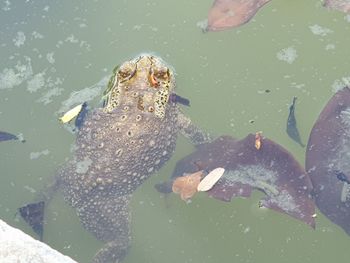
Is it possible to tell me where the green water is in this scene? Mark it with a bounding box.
[1,0,350,262]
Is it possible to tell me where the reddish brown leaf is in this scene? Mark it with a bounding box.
[324,0,350,13]
[207,0,271,31]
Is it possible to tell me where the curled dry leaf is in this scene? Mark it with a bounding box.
[172,170,204,201]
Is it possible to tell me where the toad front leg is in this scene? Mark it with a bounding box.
[177,111,213,146]
[76,193,132,263]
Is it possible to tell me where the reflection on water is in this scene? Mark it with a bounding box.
[1,0,350,262]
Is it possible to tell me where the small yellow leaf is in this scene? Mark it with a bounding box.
[197,167,225,192]
[59,103,84,123]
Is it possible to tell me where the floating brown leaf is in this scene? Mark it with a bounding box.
[324,0,350,13]
[206,0,271,32]
[172,171,204,201]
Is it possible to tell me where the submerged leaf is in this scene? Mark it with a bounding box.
[18,201,45,241]
[169,93,190,106]
[306,86,350,236]
[286,97,305,147]
[74,102,88,129]
[0,131,18,142]
[172,135,315,227]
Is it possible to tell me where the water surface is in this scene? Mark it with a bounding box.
[1,0,350,262]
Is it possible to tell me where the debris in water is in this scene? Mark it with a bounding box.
[197,167,225,192]
[255,131,262,149]
[74,102,88,129]
[172,171,203,201]
[286,97,305,147]
[18,201,45,241]
[171,135,315,227]
[59,103,85,123]
[0,131,18,142]
[276,47,297,64]
[206,0,272,31]
[306,86,350,236]
[323,0,350,13]
[169,93,190,106]
[0,131,25,143]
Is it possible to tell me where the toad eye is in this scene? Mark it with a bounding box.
[153,66,169,80]
[148,66,169,87]
[118,61,137,83]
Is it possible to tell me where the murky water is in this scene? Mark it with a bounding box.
[1,0,350,262]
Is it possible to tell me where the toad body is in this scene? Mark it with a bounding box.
[29,54,211,263]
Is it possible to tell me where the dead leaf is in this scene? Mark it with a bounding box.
[197,167,225,192]
[172,171,204,201]
[207,0,271,31]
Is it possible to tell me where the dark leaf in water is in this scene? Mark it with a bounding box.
[0,131,18,142]
[154,181,173,194]
[169,93,190,106]
[286,97,305,147]
[323,0,350,13]
[206,0,271,32]
[306,87,350,235]
[18,201,45,241]
[74,102,89,130]
[172,135,315,227]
